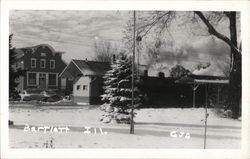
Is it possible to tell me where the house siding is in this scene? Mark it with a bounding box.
[73,76,91,104]
[59,60,111,105]
[72,76,104,104]
[14,44,67,91]
[89,77,104,104]
[72,96,90,104]
[23,46,65,73]
[66,78,73,93]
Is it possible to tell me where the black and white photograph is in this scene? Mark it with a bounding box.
[1,0,250,159]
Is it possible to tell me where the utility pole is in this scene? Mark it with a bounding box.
[137,42,140,80]
[130,10,136,134]
[136,35,142,80]
[204,84,208,149]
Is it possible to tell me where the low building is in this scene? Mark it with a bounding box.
[59,59,111,104]
[139,73,229,108]
[13,44,68,92]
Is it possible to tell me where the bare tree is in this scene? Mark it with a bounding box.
[93,40,117,63]
[192,12,241,118]
[123,11,241,118]
[123,11,175,51]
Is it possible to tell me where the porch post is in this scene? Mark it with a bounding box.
[193,84,196,108]
[56,73,58,88]
[217,85,220,104]
[36,73,39,86]
[192,83,199,108]
[46,73,49,89]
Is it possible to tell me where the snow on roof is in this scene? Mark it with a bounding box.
[72,59,111,76]
[194,79,229,84]
[176,75,229,85]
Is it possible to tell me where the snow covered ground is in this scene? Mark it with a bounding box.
[9,105,241,148]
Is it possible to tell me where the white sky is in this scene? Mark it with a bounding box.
[10,10,129,62]
[9,10,240,76]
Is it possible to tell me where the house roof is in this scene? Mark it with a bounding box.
[141,76,178,87]
[194,79,229,84]
[60,59,111,78]
[73,59,111,76]
[14,44,64,58]
[175,75,229,85]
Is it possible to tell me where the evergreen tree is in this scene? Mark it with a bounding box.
[100,53,142,123]
[9,34,25,99]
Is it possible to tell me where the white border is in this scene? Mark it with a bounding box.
[1,0,250,159]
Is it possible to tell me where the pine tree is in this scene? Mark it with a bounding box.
[9,34,25,99]
[100,53,142,123]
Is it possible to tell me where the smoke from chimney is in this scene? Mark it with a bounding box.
[144,37,230,77]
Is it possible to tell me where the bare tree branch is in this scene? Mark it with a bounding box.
[194,11,240,55]
[93,40,115,63]
[137,11,174,38]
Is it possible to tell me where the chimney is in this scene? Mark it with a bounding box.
[144,70,148,77]
[158,72,165,78]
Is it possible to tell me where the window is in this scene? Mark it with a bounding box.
[48,74,57,86]
[40,59,46,68]
[41,53,46,57]
[28,73,37,85]
[83,85,87,90]
[50,60,55,69]
[76,85,80,90]
[31,58,36,68]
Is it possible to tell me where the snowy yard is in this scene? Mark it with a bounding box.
[9,105,241,149]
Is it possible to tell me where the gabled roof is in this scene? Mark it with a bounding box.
[60,59,111,78]
[14,44,64,58]
[72,59,111,76]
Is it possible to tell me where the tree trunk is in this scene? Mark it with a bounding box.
[227,12,241,118]
[194,11,241,118]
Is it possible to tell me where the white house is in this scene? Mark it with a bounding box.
[59,59,111,104]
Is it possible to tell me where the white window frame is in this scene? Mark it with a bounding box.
[27,72,37,86]
[31,58,36,68]
[48,73,57,86]
[40,59,46,68]
[76,85,81,90]
[82,85,88,91]
[50,60,55,69]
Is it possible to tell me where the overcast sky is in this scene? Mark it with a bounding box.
[10,10,129,62]
[10,10,239,76]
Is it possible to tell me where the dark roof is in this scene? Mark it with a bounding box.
[141,76,178,87]
[72,59,111,76]
[14,44,64,58]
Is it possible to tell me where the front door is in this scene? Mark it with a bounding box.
[39,73,46,89]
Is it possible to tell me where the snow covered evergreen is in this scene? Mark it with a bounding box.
[100,53,142,124]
